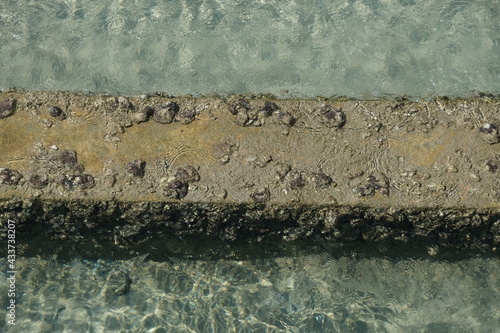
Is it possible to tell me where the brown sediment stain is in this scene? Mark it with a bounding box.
[388,126,470,167]
[36,120,108,175]
[68,106,105,125]
[0,107,109,174]
[0,110,38,170]
[119,118,225,168]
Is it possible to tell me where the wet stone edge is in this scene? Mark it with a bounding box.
[0,198,498,259]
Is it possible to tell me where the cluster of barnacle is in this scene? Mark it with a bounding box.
[212,142,237,165]
[314,104,346,129]
[4,149,203,198]
[125,160,200,199]
[55,174,95,190]
[126,99,196,125]
[247,166,334,203]
[484,159,499,173]
[2,94,194,132]
[125,160,147,178]
[42,149,95,191]
[124,160,201,200]
[50,149,84,173]
[351,173,389,197]
[227,98,295,127]
[274,164,335,190]
[161,166,201,199]
[0,168,23,186]
[478,123,499,145]
[0,96,201,128]
[96,97,200,144]
[250,187,271,203]
[0,148,96,191]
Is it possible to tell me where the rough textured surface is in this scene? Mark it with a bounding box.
[0,91,499,257]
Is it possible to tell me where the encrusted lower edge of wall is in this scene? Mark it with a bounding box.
[0,198,498,260]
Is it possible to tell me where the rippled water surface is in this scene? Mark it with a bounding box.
[1,0,499,98]
[1,255,499,332]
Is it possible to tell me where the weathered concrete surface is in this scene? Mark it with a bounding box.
[0,91,499,258]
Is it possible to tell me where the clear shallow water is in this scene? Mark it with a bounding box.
[1,255,499,332]
[0,0,499,98]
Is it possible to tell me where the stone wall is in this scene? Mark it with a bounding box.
[1,92,499,257]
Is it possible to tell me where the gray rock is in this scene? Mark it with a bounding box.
[48,106,66,120]
[479,123,499,144]
[318,104,346,128]
[250,187,270,203]
[29,175,49,189]
[125,160,146,177]
[0,99,16,119]
[0,168,23,185]
[153,102,179,124]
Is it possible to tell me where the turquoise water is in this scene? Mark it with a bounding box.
[1,255,499,332]
[0,0,499,98]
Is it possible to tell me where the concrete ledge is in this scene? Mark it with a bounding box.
[0,92,499,257]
